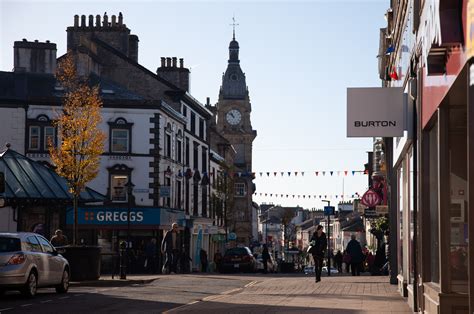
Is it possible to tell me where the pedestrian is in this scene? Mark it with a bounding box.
[334,250,343,273]
[262,244,271,274]
[145,238,157,273]
[200,249,208,272]
[161,222,181,274]
[213,249,223,273]
[343,250,351,273]
[345,234,363,276]
[309,225,327,283]
[50,229,68,247]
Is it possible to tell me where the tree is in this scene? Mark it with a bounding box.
[214,162,235,242]
[370,216,389,248]
[280,207,296,251]
[49,53,106,245]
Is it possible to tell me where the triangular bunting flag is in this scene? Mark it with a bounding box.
[344,171,348,176]
[274,172,277,177]
[281,172,284,177]
[330,171,334,176]
[315,171,319,176]
[352,171,356,176]
[266,172,270,177]
[288,172,291,177]
[302,172,305,176]
[295,172,298,176]
[322,171,326,176]
[259,172,263,177]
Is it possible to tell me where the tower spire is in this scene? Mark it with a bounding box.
[231,15,239,40]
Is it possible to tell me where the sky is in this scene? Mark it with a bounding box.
[0,0,387,210]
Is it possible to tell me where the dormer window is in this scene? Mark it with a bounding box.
[108,118,133,154]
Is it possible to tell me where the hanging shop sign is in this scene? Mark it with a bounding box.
[347,87,405,137]
[360,189,381,207]
[375,205,389,215]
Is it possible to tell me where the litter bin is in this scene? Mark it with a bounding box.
[62,246,101,281]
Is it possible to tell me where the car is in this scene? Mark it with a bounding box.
[255,254,276,273]
[0,232,70,297]
[220,247,257,273]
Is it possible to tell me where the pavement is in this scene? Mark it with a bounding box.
[70,274,162,287]
[0,273,412,313]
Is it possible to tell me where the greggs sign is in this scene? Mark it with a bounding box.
[66,207,161,225]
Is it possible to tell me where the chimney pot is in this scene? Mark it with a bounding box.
[81,15,86,27]
[88,15,94,28]
[74,14,79,27]
[46,40,50,43]
[103,12,108,27]
[161,57,166,67]
[96,14,101,27]
[22,38,27,42]
[118,12,123,26]
[34,39,38,43]
[166,57,172,67]
[206,97,210,106]
[111,15,117,27]
[179,58,184,68]
[172,57,177,68]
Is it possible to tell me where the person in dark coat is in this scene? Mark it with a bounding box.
[345,234,363,276]
[309,225,327,283]
[161,223,181,273]
[334,250,343,273]
[213,249,223,273]
[200,249,208,272]
[262,244,271,274]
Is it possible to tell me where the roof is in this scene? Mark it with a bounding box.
[0,148,106,202]
[341,218,365,232]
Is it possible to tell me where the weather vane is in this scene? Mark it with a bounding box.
[230,15,239,40]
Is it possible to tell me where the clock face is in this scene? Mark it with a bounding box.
[226,109,242,125]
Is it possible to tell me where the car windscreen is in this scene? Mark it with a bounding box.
[0,237,21,252]
[225,248,248,256]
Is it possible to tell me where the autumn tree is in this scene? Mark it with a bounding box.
[49,53,106,245]
[280,207,296,251]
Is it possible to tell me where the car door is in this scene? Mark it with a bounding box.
[26,236,46,285]
[36,236,62,285]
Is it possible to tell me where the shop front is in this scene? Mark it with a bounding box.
[67,206,186,274]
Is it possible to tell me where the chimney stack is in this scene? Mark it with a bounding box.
[157,57,190,91]
[14,39,57,74]
[128,34,139,62]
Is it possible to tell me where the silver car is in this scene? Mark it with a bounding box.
[0,232,70,297]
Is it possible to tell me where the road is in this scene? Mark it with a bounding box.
[0,273,411,313]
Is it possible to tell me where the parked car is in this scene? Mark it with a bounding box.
[255,254,276,273]
[220,247,257,273]
[0,232,70,297]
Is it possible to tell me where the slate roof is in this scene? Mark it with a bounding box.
[0,148,106,202]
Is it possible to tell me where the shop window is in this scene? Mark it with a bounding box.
[108,118,133,154]
[235,183,246,197]
[428,123,440,283]
[398,165,404,275]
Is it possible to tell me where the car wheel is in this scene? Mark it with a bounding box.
[21,271,38,298]
[56,269,70,294]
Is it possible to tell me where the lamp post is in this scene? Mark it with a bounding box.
[123,179,135,279]
[322,200,331,276]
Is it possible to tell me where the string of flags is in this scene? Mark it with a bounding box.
[255,170,367,177]
[254,192,360,200]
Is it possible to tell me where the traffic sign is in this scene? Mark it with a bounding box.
[228,232,237,241]
[324,206,335,216]
[360,189,381,207]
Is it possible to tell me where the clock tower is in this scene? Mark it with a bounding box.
[216,28,257,245]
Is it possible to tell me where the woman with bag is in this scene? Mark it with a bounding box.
[309,225,327,283]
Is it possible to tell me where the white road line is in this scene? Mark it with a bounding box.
[59,296,70,299]
[0,308,14,312]
[244,280,258,288]
[221,287,242,295]
[41,300,52,303]
[20,304,32,307]
[163,301,200,314]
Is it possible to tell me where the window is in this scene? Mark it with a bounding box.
[183,105,187,117]
[202,186,207,217]
[427,123,439,283]
[29,126,40,150]
[37,236,54,253]
[176,180,182,209]
[111,129,129,153]
[165,133,172,158]
[193,142,199,170]
[111,174,129,202]
[108,118,133,154]
[164,177,171,207]
[202,147,207,172]
[0,237,21,252]
[193,181,199,216]
[26,236,42,252]
[185,180,190,214]
[177,138,182,163]
[199,118,204,139]
[235,182,246,197]
[185,138,190,166]
[44,126,55,150]
[191,112,196,134]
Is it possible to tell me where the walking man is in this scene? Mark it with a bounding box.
[50,229,68,247]
[161,223,181,274]
[262,244,271,274]
[309,225,327,283]
[346,234,363,276]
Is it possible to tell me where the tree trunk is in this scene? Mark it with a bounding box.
[73,193,78,245]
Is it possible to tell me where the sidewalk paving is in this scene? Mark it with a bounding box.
[70,274,162,287]
[171,274,412,313]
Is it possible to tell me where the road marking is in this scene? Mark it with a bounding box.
[202,295,227,302]
[244,280,258,288]
[59,296,70,299]
[221,287,242,295]
[21,304,32,307]
[41,300,52,303]
[0,308,14,312]
[163,301,199,314]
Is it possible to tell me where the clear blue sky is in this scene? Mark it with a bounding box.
[0,0,388,209]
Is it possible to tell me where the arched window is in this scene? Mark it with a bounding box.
[108,117,133,154]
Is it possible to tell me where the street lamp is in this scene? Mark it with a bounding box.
[322,200,331,277]
[121,179,134,280]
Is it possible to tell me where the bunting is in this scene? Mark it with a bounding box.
[253,192,361,200]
